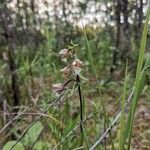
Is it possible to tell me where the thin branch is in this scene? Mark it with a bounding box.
[0,111,55,117]
[89,89,134,150]
[0,108,28,135]
[10,93,64,150]
[63,79,76,87]
[0,111,64,126]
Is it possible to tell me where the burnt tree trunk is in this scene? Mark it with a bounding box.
[134,0,143,42]
[110,0,121,74]
[120,0,130,62]
[138,0,143,36]
[0,4,20,111]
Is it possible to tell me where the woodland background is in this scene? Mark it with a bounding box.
[0,0,150,150]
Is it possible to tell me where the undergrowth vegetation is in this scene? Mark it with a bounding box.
[0,1,150,150]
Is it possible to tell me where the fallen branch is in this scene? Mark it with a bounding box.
[0,108,28,134]
[89,89,134,150]
[0,111,64,127]
[10,93,64,150]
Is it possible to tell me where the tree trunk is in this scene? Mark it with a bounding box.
[120,0,130,62]
[110,0,121,74]
[0,4,20,111]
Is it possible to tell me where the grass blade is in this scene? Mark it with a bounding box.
[122,5,150,150]
[82,26,115,150]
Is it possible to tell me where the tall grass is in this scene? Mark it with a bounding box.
[122,5,150,150]
[118,62,128,150]
[82,26,115,149]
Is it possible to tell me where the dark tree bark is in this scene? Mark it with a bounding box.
[62,0,67,44]
[54,1,60,50]
[134,0,143,41]
[110,0,121,74]
[138,0,143,33]
[120,0,130,62]
[0,4,20,111]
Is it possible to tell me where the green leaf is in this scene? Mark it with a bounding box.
[3,141,24,150]
[122,5,150,150]
[33,141,51,150]
[21,121,43,147]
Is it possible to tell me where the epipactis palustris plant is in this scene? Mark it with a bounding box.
[52,48,85,94]
[52,47,85,144]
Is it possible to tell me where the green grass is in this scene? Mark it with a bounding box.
[83,25,115,150]
[122,5,150,150]
[118,62,128,150]
[1,5,150,150]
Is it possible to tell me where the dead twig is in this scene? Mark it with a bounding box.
[89,89,134,150]
[0,108,28,135]
[0,111,64,127]
[10,93,64,150]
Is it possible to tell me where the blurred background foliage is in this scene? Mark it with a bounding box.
[0,0,150,149]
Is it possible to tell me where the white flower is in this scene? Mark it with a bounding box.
[59,49,72,60]
[72,59,84,75]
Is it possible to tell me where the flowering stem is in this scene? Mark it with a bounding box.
[76,75,83,145]
[63,79,76,87]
